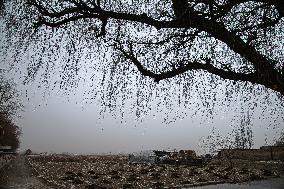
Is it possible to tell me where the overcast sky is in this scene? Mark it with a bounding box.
[1,36,283,155]
[10,77,282,155]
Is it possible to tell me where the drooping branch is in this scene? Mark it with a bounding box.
[116,43,271,91]
[218,0,283,17]
[27,0,284,95]
[119,44,283,95]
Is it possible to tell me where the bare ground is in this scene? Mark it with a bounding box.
[1,154,283,189]
[26,154,284,189]
[0,155,53,189]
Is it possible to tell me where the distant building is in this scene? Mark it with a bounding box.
[218,146,284,161]
[128,151,156,164]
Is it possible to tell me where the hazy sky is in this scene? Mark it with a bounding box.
[13,79,282,155]
[1,43,282,155]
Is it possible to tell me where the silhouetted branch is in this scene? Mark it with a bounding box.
[27,0,284,95]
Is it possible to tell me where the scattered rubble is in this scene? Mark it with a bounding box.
[26,153,283,189]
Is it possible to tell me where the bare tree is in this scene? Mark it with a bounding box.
[0,113,21,151]
[200,125,252,184]
[200,127,236,155]
[0,76,22,151]
[275,131,284,146]
[233,112,253,150]
[200,114,254,160]
[0,76,23,118]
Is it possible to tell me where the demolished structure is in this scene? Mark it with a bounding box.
[129,149,205,166]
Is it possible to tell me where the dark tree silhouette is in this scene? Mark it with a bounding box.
[0,76,23,118]
[0,77,22,151]
[24,0,284,95]
[275,132,284,146]
[0,113,21,151]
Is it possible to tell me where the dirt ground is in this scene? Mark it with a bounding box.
[26,154,284,189]
[0,155,53,189]
[0,154,283,189]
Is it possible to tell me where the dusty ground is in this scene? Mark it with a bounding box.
[23,154,283,189]
[0,155,54,189]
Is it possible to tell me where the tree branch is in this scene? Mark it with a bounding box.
[117,44,251,82]
[116,44,283,95]
[29,0,284,95]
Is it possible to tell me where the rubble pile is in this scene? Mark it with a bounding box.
[27,154,281,189]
